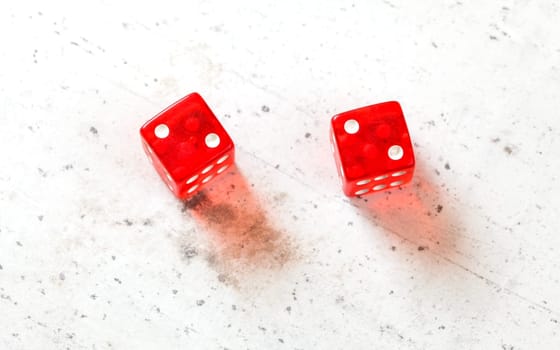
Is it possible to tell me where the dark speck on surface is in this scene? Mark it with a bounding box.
[261,105,270,113]
[444,162,450,170]
[504,146,513,155]
[305,132,311,138]
[275,164,280,169]
[114,278,122,284]
[491,137,501,143]
[38,168,47,177]
[172,289,178,295]
[436,205,443,213]
[123,219,133,226]
[278,338,284,344]
[38,215,44,221]
[63,164,73,171]
[391,246,396,251]
[59,272,65,280]
[182,245,198,260]
[89,126,98,135]
[489,35,498,40]
[0,264,3,270]
[196,299,205,306]
[16,241,23,247]
[418,246,427,251]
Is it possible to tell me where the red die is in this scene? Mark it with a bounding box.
[330,101,415,197]
[140,92,235,199]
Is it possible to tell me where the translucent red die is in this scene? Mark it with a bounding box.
[330,101,415,197]
[140,93,235,198]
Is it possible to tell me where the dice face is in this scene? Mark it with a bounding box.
[330,101,415,197]
[140,93,235,198]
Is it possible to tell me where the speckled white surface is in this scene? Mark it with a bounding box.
[1,1,560,349]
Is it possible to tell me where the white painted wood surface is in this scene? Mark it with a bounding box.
[1,1,559,349]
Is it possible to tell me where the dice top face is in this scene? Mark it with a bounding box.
[330,101,415,197]
[140,93,234,198]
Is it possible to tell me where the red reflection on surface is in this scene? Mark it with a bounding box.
[352,162,461,255]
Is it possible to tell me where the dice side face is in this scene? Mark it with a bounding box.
[140,92,235,198]
[179,146,235,198]
[330,101,415,197]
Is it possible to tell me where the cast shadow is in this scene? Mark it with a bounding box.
[351,159,464,259]
[180,165,294,285]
